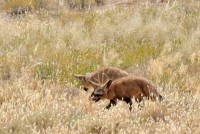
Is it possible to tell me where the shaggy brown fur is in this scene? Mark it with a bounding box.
[73,67,129,91]
[89,76,163,111]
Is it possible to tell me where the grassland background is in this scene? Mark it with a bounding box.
[0,0,200,133]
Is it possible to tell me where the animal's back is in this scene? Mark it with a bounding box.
[90,67,128,84]
[109,76,157,99]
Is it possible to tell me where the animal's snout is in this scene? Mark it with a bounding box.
[89,92,95,101]
[89,92,101,102]
[83,87,88,91]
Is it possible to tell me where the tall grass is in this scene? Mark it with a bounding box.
[0,0,200,133]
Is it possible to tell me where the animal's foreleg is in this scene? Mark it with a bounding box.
[105,99,117,109]
[123,98,133,111]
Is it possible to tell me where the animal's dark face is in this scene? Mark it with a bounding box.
[82,81,92,91]
[90,88,104,102]
[89,79,113,102]
[73,74,92,91]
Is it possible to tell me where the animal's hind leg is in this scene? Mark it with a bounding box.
[105,99,117,109]
[123,98,133,111]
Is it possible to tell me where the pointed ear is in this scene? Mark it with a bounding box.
[88,80,100,89]
[73,74,86,82]
[103,79,112,93]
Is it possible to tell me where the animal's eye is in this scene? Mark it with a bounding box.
[94,90,103,97]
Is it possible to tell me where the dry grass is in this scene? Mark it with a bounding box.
[0,0,200,133]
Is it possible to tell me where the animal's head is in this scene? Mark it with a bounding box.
[89,80,112,102]
[73,74,92,91]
